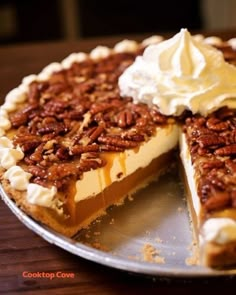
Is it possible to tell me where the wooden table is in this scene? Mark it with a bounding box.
[1,34,236,294]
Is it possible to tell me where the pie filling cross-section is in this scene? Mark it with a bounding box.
[1,29,236,268]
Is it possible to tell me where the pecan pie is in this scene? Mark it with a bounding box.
[1,31,236,268]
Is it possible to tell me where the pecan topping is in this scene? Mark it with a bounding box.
[9,47,171,192]
[184,107,236,213]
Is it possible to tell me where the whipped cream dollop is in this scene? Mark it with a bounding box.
[119,28,236,116]
[4,166,32,191]
[0,137,24,169]
[27,184,63,214]
[201,218,236,245]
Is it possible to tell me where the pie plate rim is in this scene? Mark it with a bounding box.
[1,184,236,279]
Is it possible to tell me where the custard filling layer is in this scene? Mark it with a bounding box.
[75,124,179,203]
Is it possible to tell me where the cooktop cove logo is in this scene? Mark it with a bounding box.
[22,271,75,280]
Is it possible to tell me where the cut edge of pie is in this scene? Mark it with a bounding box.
[180,113,236,268]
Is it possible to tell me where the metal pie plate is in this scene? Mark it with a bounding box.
[1,172,236,278]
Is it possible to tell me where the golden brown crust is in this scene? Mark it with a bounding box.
[203,241,236,268]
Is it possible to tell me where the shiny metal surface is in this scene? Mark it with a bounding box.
[1,173,236,277]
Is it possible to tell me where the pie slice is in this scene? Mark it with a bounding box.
[1,30,236,268]
[181,108,236,267]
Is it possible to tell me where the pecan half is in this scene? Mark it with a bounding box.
[197,134,225,148]
[69,144,100,155]
[201,160,225,170]
[97,135,139,149]
[9,112,28,127]
[14,135,42,152]
[215,144,236,156]
[116,110,134,128]
[204,191,231,211]
[206,117,229,132]
[27,166,47,178]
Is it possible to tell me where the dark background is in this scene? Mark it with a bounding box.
[0,0,203,45]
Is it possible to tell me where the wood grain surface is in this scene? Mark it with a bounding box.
[1,34,236,294]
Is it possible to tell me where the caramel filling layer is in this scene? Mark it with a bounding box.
[57,150,175,229]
